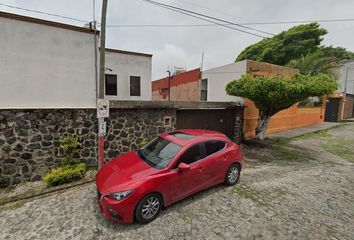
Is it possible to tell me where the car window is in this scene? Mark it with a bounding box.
[138,137,182,169]
[205,141,226,156]
[177,144,203,166]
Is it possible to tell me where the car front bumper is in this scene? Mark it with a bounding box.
[97,190,136,223]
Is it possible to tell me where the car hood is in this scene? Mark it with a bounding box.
[95,151,158,195]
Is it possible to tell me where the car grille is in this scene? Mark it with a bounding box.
[97,189,102,200]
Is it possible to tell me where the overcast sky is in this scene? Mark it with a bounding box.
[1,0,354,79]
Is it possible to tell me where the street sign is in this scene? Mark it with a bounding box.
[97,99,109,118]
[98,120,106,136]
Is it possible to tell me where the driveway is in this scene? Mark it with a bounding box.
[1,123,354,240]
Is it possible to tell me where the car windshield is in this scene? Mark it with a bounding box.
[137,137,182,169]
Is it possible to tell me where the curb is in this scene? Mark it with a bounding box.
[1,178,95,206]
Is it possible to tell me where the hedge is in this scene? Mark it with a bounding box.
[43,163,87,187]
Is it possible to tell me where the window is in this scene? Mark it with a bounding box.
[200,79,208,101]
[164,116,172,127]
[138,137,182,169]
[177,144,203,166]
[105,74,117,96]
[205,141,226,156]
[169,132,194,140]
[130,76,141,96]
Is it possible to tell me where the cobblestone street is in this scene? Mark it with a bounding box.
[1,124,354,240]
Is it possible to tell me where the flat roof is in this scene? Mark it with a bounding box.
[0,11,96,34]
[105,48,152,58]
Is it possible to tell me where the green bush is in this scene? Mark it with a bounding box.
[60,135,79,153]
[43,163,86,187]
[61,156,80,166]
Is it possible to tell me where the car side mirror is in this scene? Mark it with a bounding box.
[178,162,191,171]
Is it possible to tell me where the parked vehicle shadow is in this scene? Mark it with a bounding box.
[91,182,228,230]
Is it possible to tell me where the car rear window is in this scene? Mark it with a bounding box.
[169,132,194,140]
[205,141,226,156]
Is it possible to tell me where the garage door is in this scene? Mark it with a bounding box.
[177,109,235,139]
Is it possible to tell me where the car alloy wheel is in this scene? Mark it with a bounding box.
[142,196,160,219]
[135,193,162,224]
[225,164,240,185]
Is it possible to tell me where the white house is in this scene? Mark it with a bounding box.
[337,61,354,95]
[201,60,297,103]
[0,11,152,109]
[201,61,246,103]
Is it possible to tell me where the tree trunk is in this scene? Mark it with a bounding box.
[255,112,272,140]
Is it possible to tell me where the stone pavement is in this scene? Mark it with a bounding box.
[0,123,353,240]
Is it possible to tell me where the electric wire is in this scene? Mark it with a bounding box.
[0,2,89,23]
[143,0,274,36]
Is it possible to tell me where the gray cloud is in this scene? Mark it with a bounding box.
[1,0,354,79]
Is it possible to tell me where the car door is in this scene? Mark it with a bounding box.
[167,143,206,201]
[202,140,227,186]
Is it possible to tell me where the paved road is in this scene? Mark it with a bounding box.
[1,124,354,240]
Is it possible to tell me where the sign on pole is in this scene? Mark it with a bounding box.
[98,119,106,136]
[97,99,109,118]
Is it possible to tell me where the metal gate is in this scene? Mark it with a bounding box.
[176,109,235,139]
[325,98,340,122]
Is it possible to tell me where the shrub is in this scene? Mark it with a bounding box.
[61,156,80,166]
[60,135,79,153]
[43,163,86,187]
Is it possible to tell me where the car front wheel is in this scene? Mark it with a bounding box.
[135,193,162,224]
[225,163,240,186]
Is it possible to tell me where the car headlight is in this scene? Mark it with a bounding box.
[108,190,134,201]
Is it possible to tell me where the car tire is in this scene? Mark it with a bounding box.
[225,163,240,186]
[135,193,163,224]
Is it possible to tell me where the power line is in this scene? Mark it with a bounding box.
[0,2,89,23]
[174,0,250,22]
[107,17,354,28]
[144,0,274,36]
[142,0,269,38]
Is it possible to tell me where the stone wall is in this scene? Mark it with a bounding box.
[0,108,176,187]
[0,104,243,187]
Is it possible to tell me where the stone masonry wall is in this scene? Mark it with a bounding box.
[0,108,176,187]
[0,107,243,187]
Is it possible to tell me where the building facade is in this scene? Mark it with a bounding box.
[151,60,326,138]
[152,68,200,101]
[324,61,354,122]
[0,11,152,109]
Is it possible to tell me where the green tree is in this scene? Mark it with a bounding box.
[226,74,338,140]
[287,46,354,75]
[236,23,327,65]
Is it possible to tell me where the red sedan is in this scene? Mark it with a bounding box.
[95,129,243,224]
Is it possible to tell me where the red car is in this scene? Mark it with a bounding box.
[95,129,243,224]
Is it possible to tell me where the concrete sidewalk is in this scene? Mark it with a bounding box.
[266,122,344,139]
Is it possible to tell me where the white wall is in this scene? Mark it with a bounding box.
[105,51,152,101]
[0,16,97,108]
[0,14,152,109]
[338,62,354,95]
[202,61,246,102]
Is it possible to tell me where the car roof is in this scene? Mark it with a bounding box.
[160,129,228,147]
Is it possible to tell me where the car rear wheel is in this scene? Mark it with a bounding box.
[225,163,240,186]
[135,193,162,224]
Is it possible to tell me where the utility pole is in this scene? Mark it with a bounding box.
[98,0,108,169]
[167,70,171,101]
[99,0,108,99]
